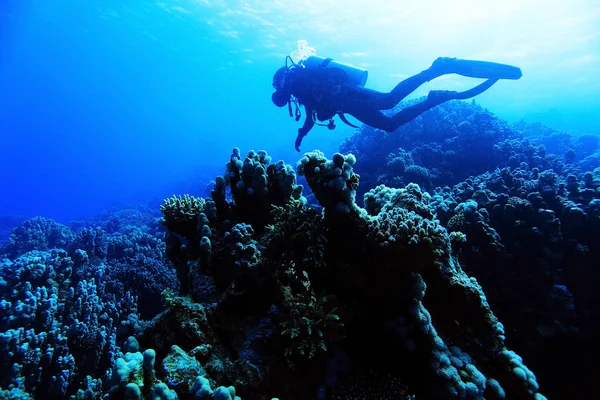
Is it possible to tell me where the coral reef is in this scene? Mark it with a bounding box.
[2,99,598,399]
[339,99,600,398]
[0,249,138,398]
[123,148,543,399]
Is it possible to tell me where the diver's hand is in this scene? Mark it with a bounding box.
[295,128,307,152]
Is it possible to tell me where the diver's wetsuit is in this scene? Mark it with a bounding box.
[333,73,498,132]
[276,57,517,151]
[281,66,347,134]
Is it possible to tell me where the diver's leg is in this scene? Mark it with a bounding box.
[387,79,499,130]
[428,78,498,100]
[370,68,440,109]
[373,57,466,109]
[347,79,498,132]
[387,69,439,102]
[376,57,517,109]
[348,108,397,132]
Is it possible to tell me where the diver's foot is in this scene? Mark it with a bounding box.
[427,90,457,102]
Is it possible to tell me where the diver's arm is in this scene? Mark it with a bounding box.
[295,106,315,152]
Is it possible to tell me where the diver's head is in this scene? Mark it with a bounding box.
[271,91,289,108]
[272,66,291,107]
[272,66,288,92]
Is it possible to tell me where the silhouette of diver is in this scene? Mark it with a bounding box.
[271,56,522,151]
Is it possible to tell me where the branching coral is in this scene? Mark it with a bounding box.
[264,201,327,271]
[276,267,344,369]
[159,194,206,240]
[262,201,342,369]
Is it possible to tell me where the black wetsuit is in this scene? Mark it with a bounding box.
[284,66,347,133]
[285,62,499,151]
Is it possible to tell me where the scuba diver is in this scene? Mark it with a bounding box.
[271,55,523,151]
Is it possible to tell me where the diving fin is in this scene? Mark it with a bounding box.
[433,57,523,80]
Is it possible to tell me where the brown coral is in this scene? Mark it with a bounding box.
[159,194,206,239]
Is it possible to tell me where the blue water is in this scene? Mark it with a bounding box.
[1,0,598,221]
[2,2,600,399]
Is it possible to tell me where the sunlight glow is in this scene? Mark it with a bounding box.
[155,0,599,121]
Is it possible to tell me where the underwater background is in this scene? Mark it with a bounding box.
[1,0,599,399]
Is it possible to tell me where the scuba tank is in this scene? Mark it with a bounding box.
[302,55,368,87]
